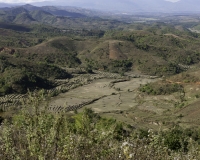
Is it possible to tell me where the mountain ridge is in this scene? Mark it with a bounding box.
[29,0,200,13]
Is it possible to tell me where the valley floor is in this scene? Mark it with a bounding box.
[1,69,200,130]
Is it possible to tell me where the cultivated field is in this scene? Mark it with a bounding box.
[48,68,200,129]
[1,67,200,130]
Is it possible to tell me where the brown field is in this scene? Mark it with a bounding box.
[47,69,200,129]
[109,40,127,60]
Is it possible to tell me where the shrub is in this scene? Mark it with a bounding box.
[0,93,200,159]
[139,82,183,95]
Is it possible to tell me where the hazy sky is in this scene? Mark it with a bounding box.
[2,0,200,13]
[1,0,180,3]
[0,0,49,3]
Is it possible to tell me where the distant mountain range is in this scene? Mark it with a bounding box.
[0,4,124,30]
[0,3,107,17]
[30,0,200,13]
[1,0,200,13]
[0,4,87,18]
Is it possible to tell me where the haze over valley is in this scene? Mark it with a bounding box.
[1,0,200,13]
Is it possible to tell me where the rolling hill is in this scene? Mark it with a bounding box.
[4,23,198,77]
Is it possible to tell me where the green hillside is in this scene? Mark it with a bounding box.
[0,20,200,94]
[0,52,71,95]
[14,12,37,24]
[30,10,54,22]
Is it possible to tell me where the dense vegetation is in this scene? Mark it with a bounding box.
[139,82,183,95]
[0,53,71,95]
[0,94,200,159]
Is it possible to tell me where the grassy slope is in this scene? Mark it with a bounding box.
[132,68,200,129]
[23,28,200,76]
[2,23,200,75]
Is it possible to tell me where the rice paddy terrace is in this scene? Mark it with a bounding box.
[2,65,200,130]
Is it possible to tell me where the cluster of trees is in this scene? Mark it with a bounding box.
[0,55,71,95]
[109,60,133,73]
[139,82,183,95]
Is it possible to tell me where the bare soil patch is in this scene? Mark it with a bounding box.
[109,41,127,60]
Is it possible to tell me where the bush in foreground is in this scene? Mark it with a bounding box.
[0,93,200,159]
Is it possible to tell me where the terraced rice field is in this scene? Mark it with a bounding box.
[2,69,200,129]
